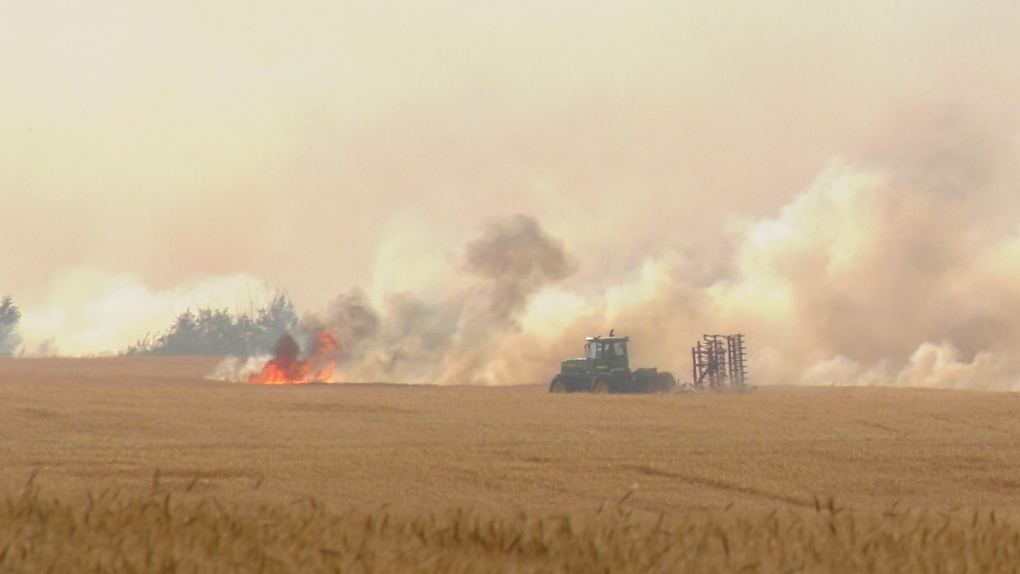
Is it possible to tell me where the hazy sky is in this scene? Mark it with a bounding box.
[3,1,1020,371]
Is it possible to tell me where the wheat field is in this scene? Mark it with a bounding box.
[2,357,1020,572]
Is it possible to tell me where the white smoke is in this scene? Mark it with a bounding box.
[799,343,1020,391]
[595,129,1020,389]
[209,355,272,383]
[17,269,272,356]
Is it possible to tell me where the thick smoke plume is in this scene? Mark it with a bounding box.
[299,215,576,385]
[462,215,577,322]
[578,109,1020,390]
[269,110,1020,390]
[722,110,1020,389]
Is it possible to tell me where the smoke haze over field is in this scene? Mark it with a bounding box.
[4,2,1020,387]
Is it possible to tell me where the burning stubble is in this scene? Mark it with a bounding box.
[248,331,337,384]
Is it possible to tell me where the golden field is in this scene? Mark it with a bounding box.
[2,356,1020,572]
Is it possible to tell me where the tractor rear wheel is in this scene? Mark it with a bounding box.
[592,377,611,394]
[549,377,568,393]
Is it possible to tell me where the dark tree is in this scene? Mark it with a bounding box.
[0,295,22,356]
[124,293,299,356]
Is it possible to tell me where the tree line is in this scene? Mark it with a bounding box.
[123,293,299,356]
[0,293,299,357]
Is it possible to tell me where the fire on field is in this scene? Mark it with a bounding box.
[248,332,339,384]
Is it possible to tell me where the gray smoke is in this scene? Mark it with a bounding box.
[462,214,577,323]
[311,215,576,385]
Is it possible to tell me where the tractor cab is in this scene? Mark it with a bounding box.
[585,336,630,372]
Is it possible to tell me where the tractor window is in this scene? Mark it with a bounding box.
[586,343,597,360]
[614,342,627,357]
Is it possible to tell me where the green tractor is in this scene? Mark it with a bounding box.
[549,333,677,394]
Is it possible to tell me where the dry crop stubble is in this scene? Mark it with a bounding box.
[3,357,1020,571]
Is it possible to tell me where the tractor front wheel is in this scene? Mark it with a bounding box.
[592,377,611,394]
[549,376,568,393]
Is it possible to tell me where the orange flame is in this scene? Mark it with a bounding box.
[249,331,338,384]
